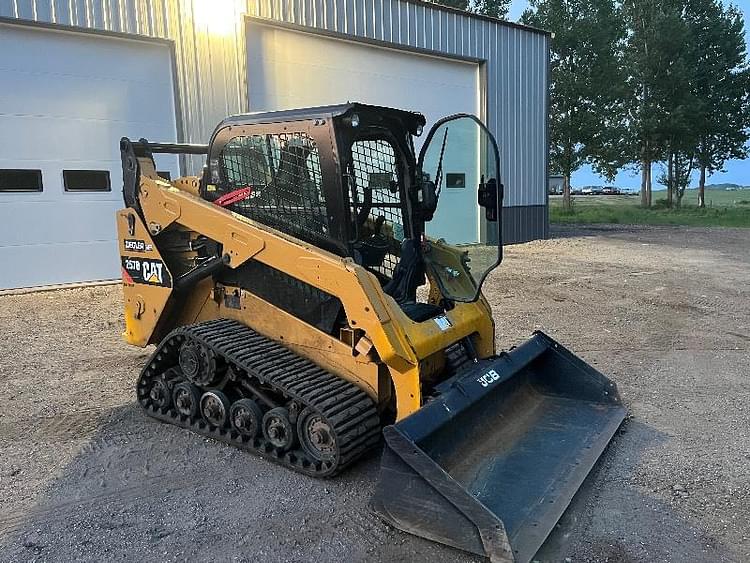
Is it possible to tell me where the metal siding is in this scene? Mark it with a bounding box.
[1,0,548,242]
[502,205,547,244]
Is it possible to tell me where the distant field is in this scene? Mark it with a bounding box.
[550,189,750,228]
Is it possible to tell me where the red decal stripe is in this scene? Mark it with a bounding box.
[121,266,134,284]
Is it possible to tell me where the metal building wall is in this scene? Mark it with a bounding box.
[0,0,549,242]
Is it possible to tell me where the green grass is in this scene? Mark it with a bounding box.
[550,190,750,228]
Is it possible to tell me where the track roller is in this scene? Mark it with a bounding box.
[230,399,264,438]
[200,390,231,428]
[149,377,172,410]
[173,382,201,418]
[262,407,296,451]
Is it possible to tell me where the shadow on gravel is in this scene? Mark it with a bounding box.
[0,404,473,563]
[0,407,737,562]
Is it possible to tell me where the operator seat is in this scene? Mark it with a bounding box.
[383,239,443,323]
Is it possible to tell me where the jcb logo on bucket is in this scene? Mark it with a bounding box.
[477,369,501,388]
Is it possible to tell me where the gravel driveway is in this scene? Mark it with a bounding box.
[1,225,748,562]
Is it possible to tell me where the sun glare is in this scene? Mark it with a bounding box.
[192,0,238,36]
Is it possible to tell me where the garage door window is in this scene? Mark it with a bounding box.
[0,169,43,192]
[63,170,111,192]
[218,132,328,242]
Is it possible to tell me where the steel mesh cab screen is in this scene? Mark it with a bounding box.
[350,139,405,278]
[219,132,329,244]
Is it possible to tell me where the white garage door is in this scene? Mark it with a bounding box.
[0,25,179,290]
[246,23,480,244]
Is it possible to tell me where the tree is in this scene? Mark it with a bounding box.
[623,0,749,209]
[650,1,698,208]
[522,0,626,210]
[658,152,695,207]
[621,0,697,208]
[432,0,512,19]
[685,0,750,208]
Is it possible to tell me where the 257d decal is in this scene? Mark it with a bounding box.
[121,257,172,287]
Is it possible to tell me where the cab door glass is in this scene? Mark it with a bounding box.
[418,115,501,302]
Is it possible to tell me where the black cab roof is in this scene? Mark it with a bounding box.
[215,102,427,136]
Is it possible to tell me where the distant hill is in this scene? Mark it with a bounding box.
[652,183,749,192]
[702,183,749,190]
[574,183,749,193]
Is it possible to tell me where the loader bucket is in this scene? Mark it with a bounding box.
[371,331,626,563]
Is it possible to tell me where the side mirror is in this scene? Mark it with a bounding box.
[416,174,438,222]
[478,178,501,221]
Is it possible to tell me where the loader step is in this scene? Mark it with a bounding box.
[137,319,381,477]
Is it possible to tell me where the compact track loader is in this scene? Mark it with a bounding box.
[117,103,626,562]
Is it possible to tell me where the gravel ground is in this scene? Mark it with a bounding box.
[0,224,748,562]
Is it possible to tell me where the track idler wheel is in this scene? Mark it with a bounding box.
[173,382,201,418]
[262,407,296,452]
[297,407,338,462]
[179,340,223,387]
[200,390,231,428]
[230,399,264,438]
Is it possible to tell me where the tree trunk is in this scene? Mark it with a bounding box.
[641,158,651,208]
[562,174,572,211]
[698,164,707,208]
[667,152,674,208]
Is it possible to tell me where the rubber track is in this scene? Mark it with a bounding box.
[137,319,382,477]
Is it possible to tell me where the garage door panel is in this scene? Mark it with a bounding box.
[0,25,177,289]
[0,199,121,246]
[247,25,479,126]
[0,158,122,194]
[0,240,119,289]
[0,27,172,82]
[0,114,177,163]
[0,116,124,162]
[0,70,174,123]
[0,154,177,204]
[0,166,121,202]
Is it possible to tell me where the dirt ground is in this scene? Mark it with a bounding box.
[0,224,748,563]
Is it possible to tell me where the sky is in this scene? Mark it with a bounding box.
[507,0,750,189]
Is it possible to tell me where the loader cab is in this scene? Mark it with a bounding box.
[203,103,502,316]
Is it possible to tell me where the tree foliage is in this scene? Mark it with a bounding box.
[521,0,625,209]
[432,0,512,19]
[685,0,750,207]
